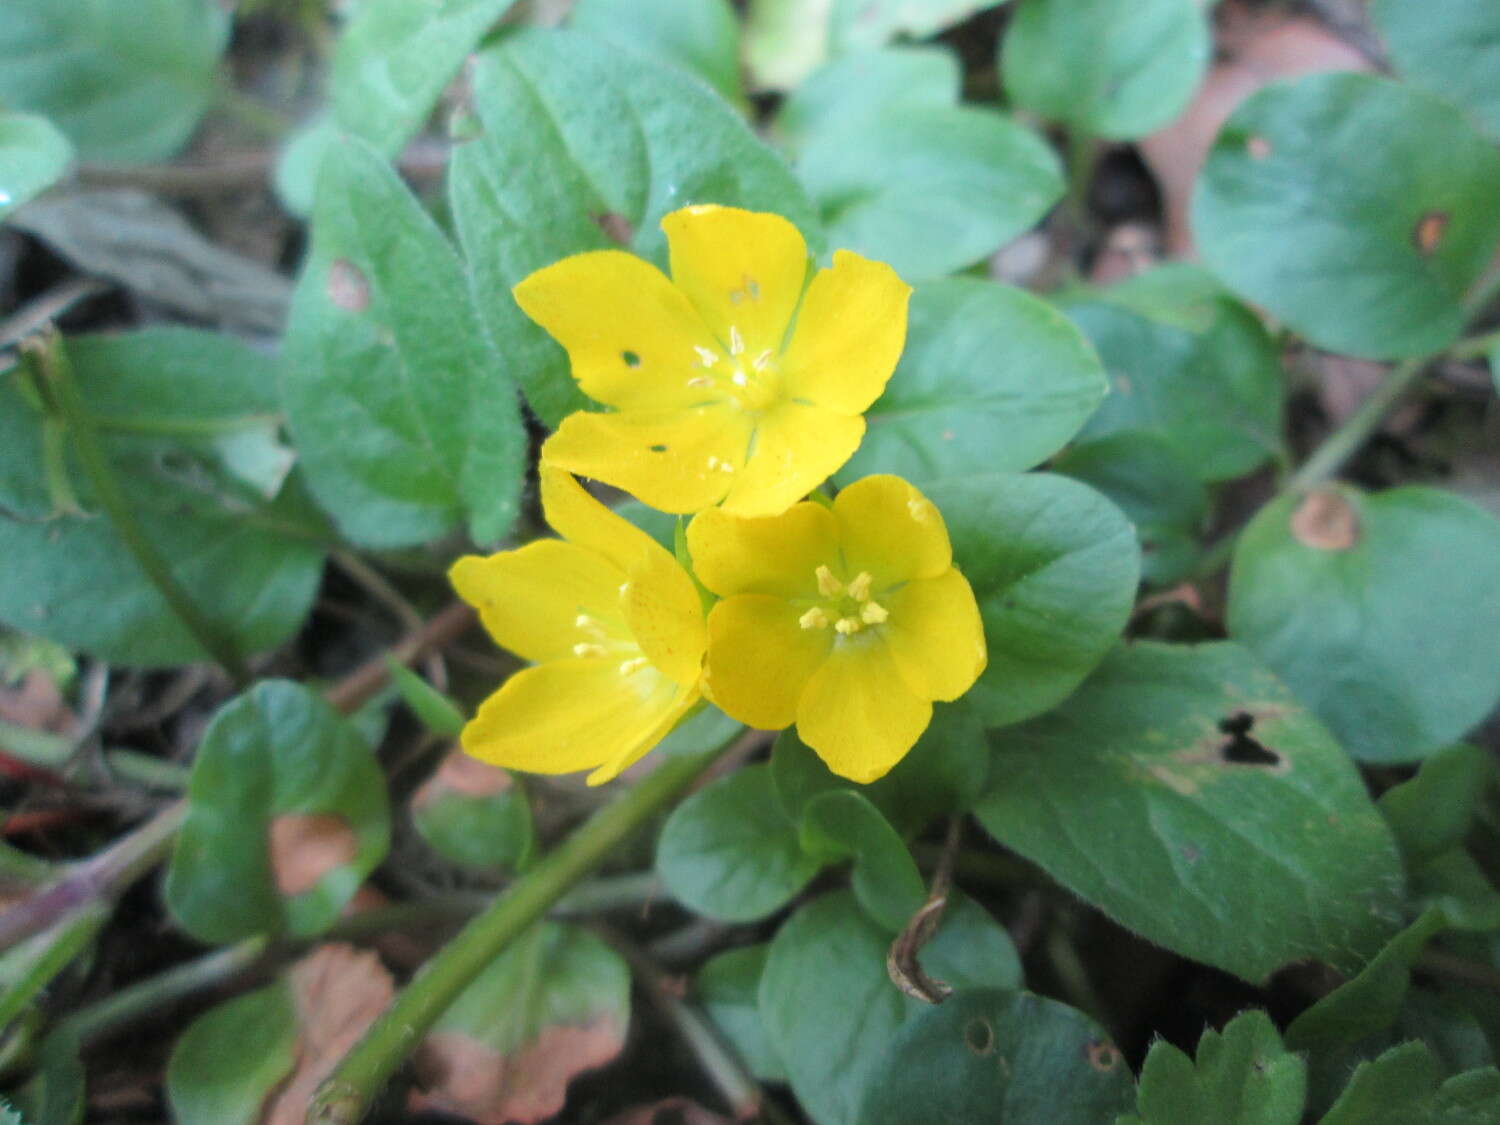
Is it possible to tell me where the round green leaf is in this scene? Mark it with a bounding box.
[0,0,229,164]
[166,983,298,1125]
[697,945,787,1083]
[840,279,1107,484]
[856,990,1135,1125]
[1001,0,1210,139]
[1193,72,1500,360]
[412,753,535,873]
[800,790,924,933]
[975,641,1406,981]
[657,764,820,922]
[572,0,745,109]
[449,27,820,427]
[0,111,72,219]
[1373,0,1500,141]
[925,473,1141,729]
[166,681,392,944]
[1227,486,1500,763]
[775,47,960,153]
[283,134,526,548]
[761,891,1022,1125]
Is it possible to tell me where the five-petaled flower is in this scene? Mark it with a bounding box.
[515,204,911,518]
[687,475,986,783]
[449,466,706,785]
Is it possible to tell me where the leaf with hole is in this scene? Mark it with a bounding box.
[975,641,1406,981]
[165,681,391,944]
[1193,72,1500,359]
[1227,486,1500,763]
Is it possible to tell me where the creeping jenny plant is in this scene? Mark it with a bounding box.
[516,204,912,517]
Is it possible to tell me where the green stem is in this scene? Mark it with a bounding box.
[308,739,740,1125]
[1287,356,1428,492]
[29,334,250,685]
[1064,129,1099,228]
[1449,328,1500,362]
[1462,261,1500,318]
[0,718,189,792]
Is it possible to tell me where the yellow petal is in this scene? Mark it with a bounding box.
[687,501,838,599]
[621,546,707,687]
[720,402,865,518]
[704,595,831,729]
[449,540,625,664]
[586,682,700,785]
[539,465,663,577]
[461,658,685,776]
[663,205,809,359]
[780,249,911,414]
[883,569,987,702]
[833,475,953,589]
[795,636,932,783]
[542,405,752,514]
[513,250,718,410]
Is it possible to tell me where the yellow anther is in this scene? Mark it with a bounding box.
[693,346,718,367]
[834,616,863,636]
[574,613,607,638]
[815,565,843,597]
[846,571,873,602]
[752,349,773,371]
[728,325,745,356]
[799,607,830,630]
[618,657,649,676]
[572,642,607,658]
[860,601,889,625]
[686,375,713,389]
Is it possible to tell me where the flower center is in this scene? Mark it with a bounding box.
[683,325,782,413]
[571,612,653,677]
[798,566,890,636]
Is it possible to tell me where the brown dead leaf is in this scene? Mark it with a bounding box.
[260,944,395,1125]
[1141,2,1373,255]
[268,813,358,896]
[410,1016,627,1125]
[0,671,75,734]
[414,751,513,810]
[601,1098,734,1125]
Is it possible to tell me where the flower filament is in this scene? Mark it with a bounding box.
[800,565,889,637]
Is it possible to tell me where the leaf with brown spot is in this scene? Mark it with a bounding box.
[411,751,534,872]
[268,813,359,897]
[1289,489,1359,551]
[410,922,630,1125]
[325,258,370,311]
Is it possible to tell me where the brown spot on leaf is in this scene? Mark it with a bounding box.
[594,212,634,246]
[1414,211,1449,256]
[260,945,395,1125]
[412,1017,627,1125]
[1086,1041,1123,1072]
[327,259,369,311]
[268,813,358,896]
[1246,135,1273,160]
[413,751,513,812]
[1291,489,1360,551]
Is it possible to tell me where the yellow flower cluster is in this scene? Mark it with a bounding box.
[451,206,986,784]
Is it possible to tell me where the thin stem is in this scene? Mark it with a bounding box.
[333,551,424,634]
[1463,261,1500,318]
[28,333,250,685]
[1287,357,1428,492]
[1449,328,1500,362]
[1064,129,1099,229]
[308,736,746,1125]
[0,718,189,792]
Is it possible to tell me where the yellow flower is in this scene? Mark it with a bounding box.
[515,204,912,518]
[449,467,706,785]
[687,475,985,783]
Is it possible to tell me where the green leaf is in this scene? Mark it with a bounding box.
[1001,0,1209,140]
[1193,72,1500,360]
[387,661,466,738]
[0,332,325,667]
[571,0,745,109]
[10,1032,84,1125]
[656,764,821,922]
[825,0,1008,56]
[787,61,1063,280]
[0,905,107,1031]
[1227,486,1500,763]
[800,790,925,933]
[331,0,519,157]
[974,641,1406,981]
[449,27,820,427]
[1380,743,1492,866]
[1372,0,1500,141]
[858,989,1135,1125]
[165,680,391,944]
[413,922,630,1121]
[696,945,787,1083]
[1318,1043,1500,1125]
[0,0,229,164]
[775,47,960,152]
[840,279,1107,484]
[1064,274,1284,481]
[0,112,72,219]
[283,134,525,548]
[1053,434,1208,586]
[925,473,1141,729]
[165,982,298,1125]
[411,751,534,872]
[1122,1010,1306,1125]
[760,890,1022,1125]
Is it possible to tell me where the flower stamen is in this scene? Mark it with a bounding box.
[618,656,649,676]
[815,565,843,597]
[834,616,863,636]
[799,607,830,630]
[860,601,889,625]
[728,325,745,356]
[846,571,873,602]
[573,642,607,658]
